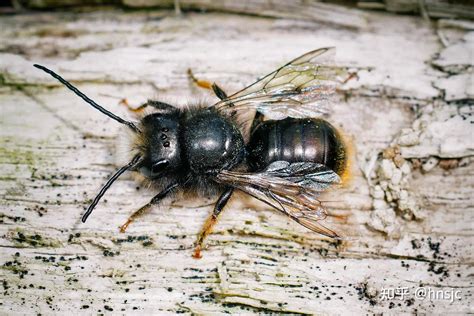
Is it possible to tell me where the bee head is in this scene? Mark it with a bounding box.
[32,65,184,221]
[135,110,183,179]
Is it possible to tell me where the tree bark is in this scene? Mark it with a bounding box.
[1,8,472,314]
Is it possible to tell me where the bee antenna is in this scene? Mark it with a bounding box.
[82,154,142,223]
[33,64,140,134]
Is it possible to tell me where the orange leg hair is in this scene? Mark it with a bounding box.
[187,68,213,90]
[119,203,151,233]
[193,187,234,259]
[119,98,149,113]
[119,183,178,233]
[187,68,228,100]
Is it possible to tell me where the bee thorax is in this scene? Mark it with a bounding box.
[182,109,244,174]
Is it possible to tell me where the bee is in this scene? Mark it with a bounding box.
[34,47,350,258]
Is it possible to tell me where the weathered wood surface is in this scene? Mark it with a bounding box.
[12,0,474,22]
[361,0,474,20]
[1,8,473,315]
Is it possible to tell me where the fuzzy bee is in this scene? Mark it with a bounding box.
[34,47,350,258]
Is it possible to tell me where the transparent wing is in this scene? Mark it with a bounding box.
[216,161,341,238]
[212,47,348,139]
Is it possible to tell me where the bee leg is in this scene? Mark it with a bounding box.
[211,83,228,100]
[119,183,179,233]
[187,68,228,100]
[187,68,212,90]
[119,98,149,113]
[147,100,176,113]
[193,187,234,259]
[120,99,175,114]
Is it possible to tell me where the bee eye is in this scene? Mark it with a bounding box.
[151,160,169,174]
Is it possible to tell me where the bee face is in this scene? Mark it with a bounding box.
[137,112,182,179]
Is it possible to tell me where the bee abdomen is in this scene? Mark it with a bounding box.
[247,118,346,175]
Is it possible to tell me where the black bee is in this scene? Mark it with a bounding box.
[34,47,350,258]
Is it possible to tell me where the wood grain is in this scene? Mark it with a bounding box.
[1,8,473,314]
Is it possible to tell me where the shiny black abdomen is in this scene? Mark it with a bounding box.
[247,118,346,175]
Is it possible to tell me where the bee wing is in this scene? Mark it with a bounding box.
[216,161,341,238]
[212,47,348,139]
